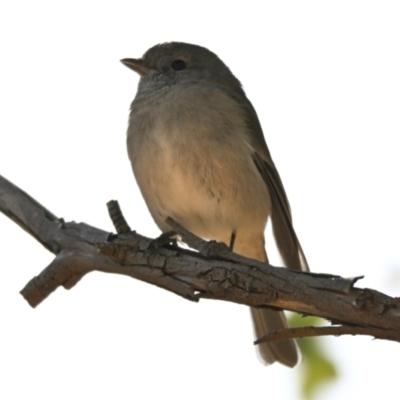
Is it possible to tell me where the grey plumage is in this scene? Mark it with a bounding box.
[123,42,309,367]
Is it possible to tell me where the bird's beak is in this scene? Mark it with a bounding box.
[120,58,152,77]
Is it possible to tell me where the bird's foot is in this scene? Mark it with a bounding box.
[146,230,180,254]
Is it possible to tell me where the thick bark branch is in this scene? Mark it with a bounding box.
[1,174,400,344]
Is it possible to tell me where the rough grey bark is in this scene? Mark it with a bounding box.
[1,174,400,344]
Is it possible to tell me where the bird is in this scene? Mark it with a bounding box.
[121,42,309,367]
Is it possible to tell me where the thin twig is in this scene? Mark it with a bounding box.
[254,325,400,343]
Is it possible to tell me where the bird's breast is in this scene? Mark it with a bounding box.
[127,85,271,239]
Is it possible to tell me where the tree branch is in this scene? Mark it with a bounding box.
[1,174,400,344]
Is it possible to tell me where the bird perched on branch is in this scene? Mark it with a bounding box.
[122,42,309,367]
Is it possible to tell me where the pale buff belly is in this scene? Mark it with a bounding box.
[130,127,271,244]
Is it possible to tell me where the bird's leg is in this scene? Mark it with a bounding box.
[229,231,236,251]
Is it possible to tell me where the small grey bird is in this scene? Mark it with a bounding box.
[122,42,309,367]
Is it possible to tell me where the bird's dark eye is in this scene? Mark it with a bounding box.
[171,60,186,71]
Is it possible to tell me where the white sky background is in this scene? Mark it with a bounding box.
[1,1,400,399]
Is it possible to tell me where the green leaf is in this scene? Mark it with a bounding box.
[287,314,338,400]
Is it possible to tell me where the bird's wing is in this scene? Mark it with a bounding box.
[228,88,309,272]
[252,151,309,272]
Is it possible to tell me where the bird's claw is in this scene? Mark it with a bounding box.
[146,230,179,254]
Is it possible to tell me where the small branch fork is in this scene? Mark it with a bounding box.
[1,175,400,345]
